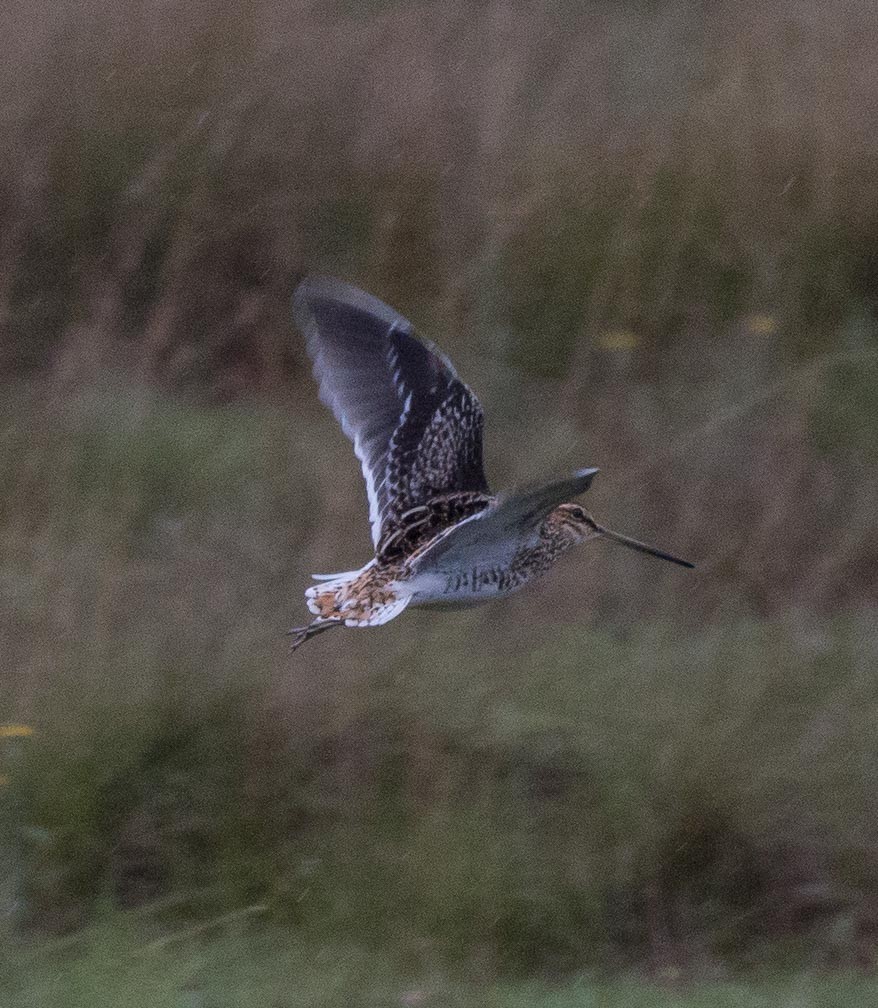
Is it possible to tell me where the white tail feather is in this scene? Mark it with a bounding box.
[305,562,375,607]
[343,593,410,627]
[310,570,358,581]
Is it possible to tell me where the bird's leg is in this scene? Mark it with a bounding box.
[286,618,343,652]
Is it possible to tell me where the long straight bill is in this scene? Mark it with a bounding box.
[593,523,695,569]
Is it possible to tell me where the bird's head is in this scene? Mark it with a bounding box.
[551,503,695,568]
[551,503,600,543]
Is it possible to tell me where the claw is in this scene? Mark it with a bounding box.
[286,619,341,653]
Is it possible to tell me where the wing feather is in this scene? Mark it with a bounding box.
[408,468,600,574]
[293,277,489,549]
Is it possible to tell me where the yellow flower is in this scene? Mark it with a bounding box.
[746,313,777,335]
[597,329,641,351]
[0,724,35,738]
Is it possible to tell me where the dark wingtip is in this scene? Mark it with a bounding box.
[292,276,406,332]
[572,467,599,494]
[291,275,346,326]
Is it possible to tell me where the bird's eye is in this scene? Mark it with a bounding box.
[570,506,586,520]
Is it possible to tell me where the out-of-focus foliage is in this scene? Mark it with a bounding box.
[7,924,878,1008]
[2,0,878,385]
[2,393,877,972]
[1,0,878,983]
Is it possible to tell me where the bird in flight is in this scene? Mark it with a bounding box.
[288,277,693,650]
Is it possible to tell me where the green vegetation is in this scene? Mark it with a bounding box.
[2,393,877,978]
[7,924,878,1007]
[3,1,878,382]
[2,0,878,997]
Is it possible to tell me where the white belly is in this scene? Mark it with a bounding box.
[408,564,525,606]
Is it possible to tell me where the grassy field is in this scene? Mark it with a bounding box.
[7,922,878,1008]
[3,389,878,976]
[2,0,878,995]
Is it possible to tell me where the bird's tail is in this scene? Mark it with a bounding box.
[305,564,372,615]
[310,569,359,582]
[304,561,411,626]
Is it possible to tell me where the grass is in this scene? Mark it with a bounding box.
[3,1,878,382]
[2,0,878,983]
[6,922,878,1007]
[2,384,878,968]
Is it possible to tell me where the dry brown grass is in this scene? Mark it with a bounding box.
[2,0,878,366]
[0,0,876,612]
[2,0,878,970]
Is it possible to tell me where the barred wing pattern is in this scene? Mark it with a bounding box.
[293,277,490,552]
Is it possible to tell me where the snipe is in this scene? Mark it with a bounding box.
[288,277,693,650]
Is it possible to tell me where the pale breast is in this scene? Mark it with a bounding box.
[410,563,527,605]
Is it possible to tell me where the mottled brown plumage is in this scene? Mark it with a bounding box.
[287,278,693,651]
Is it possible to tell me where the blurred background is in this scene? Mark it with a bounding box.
[2,1,878,1004]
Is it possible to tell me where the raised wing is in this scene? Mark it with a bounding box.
[293,277,489,550]
[409,467,600,574]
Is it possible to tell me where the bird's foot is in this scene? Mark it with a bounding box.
[286,619,340,653]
